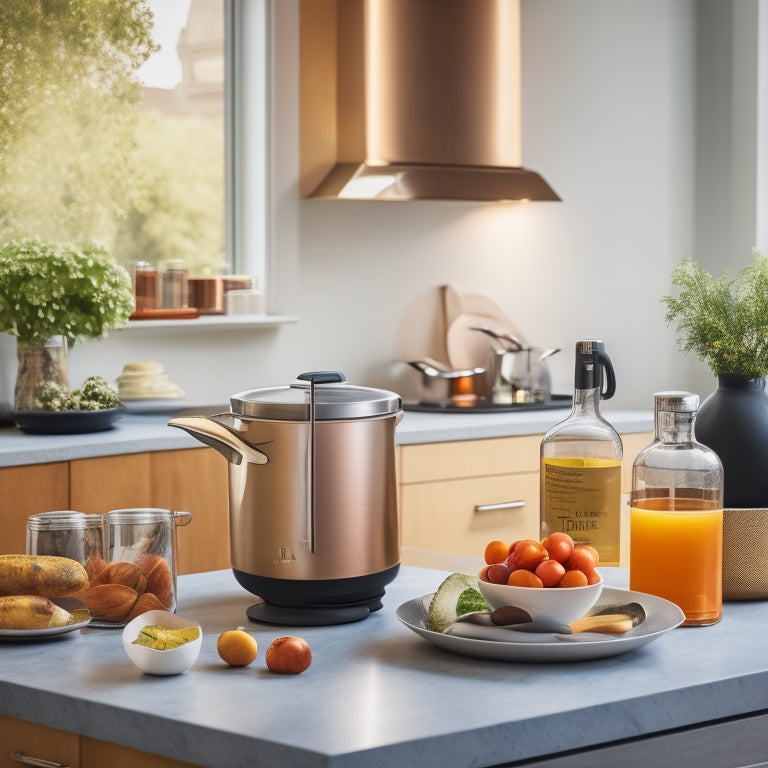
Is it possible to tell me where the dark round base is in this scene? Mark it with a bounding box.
[246,596,382,626]
[233,564,400,626]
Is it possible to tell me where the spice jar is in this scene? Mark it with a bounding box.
[630,391,724,626]
[134,262,159,311]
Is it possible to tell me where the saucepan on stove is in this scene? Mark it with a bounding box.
[168,371,403,626]
[470,327,560,404]
[407,359,485,407]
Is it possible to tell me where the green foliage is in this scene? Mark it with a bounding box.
[663,251,768,377]
[0,0,156,246]
[0,239,135,347]
[35,376,120,411]
[110,112,226,273]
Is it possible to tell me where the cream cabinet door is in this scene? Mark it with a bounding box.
[401,472,540,556]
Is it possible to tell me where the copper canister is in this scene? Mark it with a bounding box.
[188,276,225,314]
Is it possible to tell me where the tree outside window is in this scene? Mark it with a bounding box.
[0,0,225,276]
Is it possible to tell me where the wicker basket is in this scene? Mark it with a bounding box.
[723,508,768,600]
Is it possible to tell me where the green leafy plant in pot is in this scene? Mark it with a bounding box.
[664,250,768,599]
[0,238,135,412]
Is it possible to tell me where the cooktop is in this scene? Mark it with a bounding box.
[404,394,572,414]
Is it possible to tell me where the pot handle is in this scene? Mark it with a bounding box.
[171,510,193,527]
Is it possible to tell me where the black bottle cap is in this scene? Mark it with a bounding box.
[574,340,616,399]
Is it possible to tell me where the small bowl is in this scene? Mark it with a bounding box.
[122,610,202,675]
[477,574,603,625]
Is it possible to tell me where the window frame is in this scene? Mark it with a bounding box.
[226,0,270,293]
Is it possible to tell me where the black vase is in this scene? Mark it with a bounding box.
[695,374,768,508]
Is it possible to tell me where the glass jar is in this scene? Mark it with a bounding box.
[630,391,724,626]
[26,510,104,566]
[104,508,192,617]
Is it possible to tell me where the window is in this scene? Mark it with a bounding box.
[0,0,267,290]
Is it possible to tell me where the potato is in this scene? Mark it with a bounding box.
[0,554,89,598]
[0,595,74,630]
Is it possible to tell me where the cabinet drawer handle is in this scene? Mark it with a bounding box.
[10,752,69,768]
[474,500,526,513]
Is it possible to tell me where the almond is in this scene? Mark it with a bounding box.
[84,556,110,587]
[137,554,174,609]
[80,584,138,621]
[108,561,147,596]
[126,592,168,621]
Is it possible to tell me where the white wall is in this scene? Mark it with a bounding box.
[1,0,760,415]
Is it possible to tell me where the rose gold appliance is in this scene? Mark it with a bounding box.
[169,372,402,625]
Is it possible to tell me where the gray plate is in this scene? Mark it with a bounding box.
[396,587,685,663]
[14,407,125,434]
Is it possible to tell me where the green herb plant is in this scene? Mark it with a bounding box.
[663,250,768,378]
[0,238,135,348]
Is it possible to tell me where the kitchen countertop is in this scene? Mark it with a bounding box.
[0,406,653,467]
[1,565,768,767]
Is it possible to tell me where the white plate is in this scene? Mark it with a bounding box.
[0,611,91,640]
[396,587,685,662]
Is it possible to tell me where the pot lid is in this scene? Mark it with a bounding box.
[230,371,403,421]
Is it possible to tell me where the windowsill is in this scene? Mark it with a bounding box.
[120,314,298,330]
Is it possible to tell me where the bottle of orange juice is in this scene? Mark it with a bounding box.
[630,391,724,626]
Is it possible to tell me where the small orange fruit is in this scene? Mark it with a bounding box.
[559,569,589,588]
[483,539,509,565]
[217,628,258,667]
[507,569,544,588]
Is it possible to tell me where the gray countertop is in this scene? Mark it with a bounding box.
[1,565,767,767]
[0,407,653,467]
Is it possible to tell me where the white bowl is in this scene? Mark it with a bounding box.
[477,574,603,625]
[122,610,202,675]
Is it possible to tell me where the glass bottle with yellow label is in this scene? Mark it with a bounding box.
[630,391,723,626]
[540,340,622,565]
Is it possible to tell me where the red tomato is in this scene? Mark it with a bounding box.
[486,563,511,584]
[566,544,600,571]
[534,559,566,587]
[511,539,548,571]
[542,532,575,564]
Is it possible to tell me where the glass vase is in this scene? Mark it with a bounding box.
[14,336,69,411]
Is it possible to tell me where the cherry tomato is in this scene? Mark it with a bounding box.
[511,539,548,571]
[542,532,575,564]
[534,558,566,587]
[566,544,599,571]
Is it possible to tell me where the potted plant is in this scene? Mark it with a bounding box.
[0,238,135,411]
[664,250,768,599]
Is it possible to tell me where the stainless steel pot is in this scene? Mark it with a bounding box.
[168,372,402,623]
[487,346,560,404]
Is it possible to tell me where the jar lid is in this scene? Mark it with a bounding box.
[105,508,174,525]
[654,391,699,412]
[27,511,98,531]
[230,371,403,421]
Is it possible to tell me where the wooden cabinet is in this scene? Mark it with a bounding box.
[399,436,541,557]
[398,431,653,560]
[0,448,230,574]
[0,714,202,768]
[0,714,79,767]
[0,462,69,554]
[81,736,201,768]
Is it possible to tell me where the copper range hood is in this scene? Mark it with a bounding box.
[300,0,560,202]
